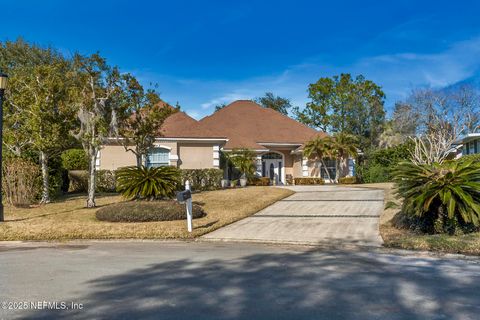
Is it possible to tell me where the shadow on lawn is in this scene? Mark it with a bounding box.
[23,247,479,320]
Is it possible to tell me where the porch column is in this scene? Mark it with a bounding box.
[302,157,309,177]
[256,155,262,176]
[213,145,220,168]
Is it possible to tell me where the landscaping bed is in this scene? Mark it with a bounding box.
[0,187,294,240]
[360,183,480,256]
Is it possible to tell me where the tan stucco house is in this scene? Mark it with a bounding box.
[99,100,340,184]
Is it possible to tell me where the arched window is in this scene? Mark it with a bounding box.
[261,152,282,160]
[146,148,170,168]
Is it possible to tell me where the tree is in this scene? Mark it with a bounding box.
[0,39,38,157]
[255,92,292,115]
[0,39,75,203]
[229,148,256,178]
[295,74,385,149]
[214,103,227,112]
[303,136,334,181]
[330,132,358,181]
[378,102,419,148]
[71,53,122,207]
[117,74,177,167]
[391,102,419,137]
[405,87,477,165]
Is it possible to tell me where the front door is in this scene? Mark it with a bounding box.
[264,159,282,185]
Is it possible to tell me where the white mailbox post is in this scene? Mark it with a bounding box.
[185,180,193,232]
[177,180,193,232]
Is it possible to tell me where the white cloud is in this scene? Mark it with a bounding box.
[131,36,480,119]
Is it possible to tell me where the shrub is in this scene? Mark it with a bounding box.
[61,149,89,170]
[294,177,325,185]
[67,170,88,193]
[357,142,414,183]
[338,176,357,184]
[393,160,480,234]
[248,176,270,186]
[180,169,223,191]
[96,200,205,222]
[68,169,117,193]
[2,158,41,207]
[357,164,390,183]
[96,170,116,192]
[286,174,294,185]
[458,154,480,165]
[116,166,180,200]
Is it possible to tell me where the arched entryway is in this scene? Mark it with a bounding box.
[261,152,284,185]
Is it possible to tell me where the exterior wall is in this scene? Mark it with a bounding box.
[178,143,216,169]
[292,155,303,177]
[100,141,221,170]
[98,145,136,170]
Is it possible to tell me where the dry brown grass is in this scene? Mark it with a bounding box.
[0,187,294,241]
[357,182,480,255]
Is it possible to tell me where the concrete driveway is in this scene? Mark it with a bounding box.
[203,185,384,246]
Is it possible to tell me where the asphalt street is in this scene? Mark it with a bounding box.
[1,241,479,320]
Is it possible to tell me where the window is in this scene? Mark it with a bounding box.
[146,148,170,168]
[262,152,282,159]
[320,159,336,180]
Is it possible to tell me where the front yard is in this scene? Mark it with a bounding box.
[361,183,480,255]
[0,187,294,241]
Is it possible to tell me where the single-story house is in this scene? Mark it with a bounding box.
[99,100,347,184]
[452,133,480,158]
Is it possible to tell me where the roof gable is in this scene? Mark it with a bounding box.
[160,111,226,139]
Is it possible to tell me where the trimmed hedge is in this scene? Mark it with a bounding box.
[180,168,223,191]
[248,176,270,186]
[61,149,89,170]
[68,168,224,193]
[338,176,358,184]
[294,177,325,185]
[95,200,206,222]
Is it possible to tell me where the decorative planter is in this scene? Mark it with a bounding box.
[240,178,247,187]
[221,179,229,188]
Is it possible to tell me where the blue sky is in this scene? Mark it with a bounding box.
[3,0,480,118]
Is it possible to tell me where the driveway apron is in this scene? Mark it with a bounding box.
[202,185,384,247]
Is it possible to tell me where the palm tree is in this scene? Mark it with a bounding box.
[229,148,256,179]
[330,133,359,181]
[303,136,334,182]
[393,159,480,234]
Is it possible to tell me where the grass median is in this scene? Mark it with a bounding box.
[0,187,294,241]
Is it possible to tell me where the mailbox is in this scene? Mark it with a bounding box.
[176,190,192,202]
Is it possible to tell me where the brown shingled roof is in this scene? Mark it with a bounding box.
[198,100,326,149]
[160,111,226,139]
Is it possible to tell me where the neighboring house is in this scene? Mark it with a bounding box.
[100,100,342,184]
[452,133,480,158]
